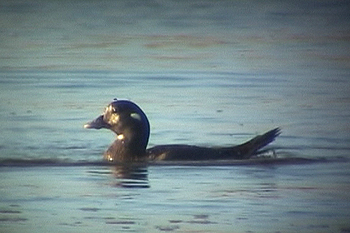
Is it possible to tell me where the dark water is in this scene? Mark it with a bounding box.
[1,0,350,232]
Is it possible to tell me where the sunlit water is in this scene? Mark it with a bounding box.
[1,0,350,232]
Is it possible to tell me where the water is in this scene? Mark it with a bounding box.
[1,0,350,232]
[1,163,350,232]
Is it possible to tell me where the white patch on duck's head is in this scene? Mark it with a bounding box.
[130,112,141,121]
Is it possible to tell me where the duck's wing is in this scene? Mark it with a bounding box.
[146,128,281,161]
[146,144,217,161]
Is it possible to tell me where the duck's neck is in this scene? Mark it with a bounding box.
[104,133,148,162]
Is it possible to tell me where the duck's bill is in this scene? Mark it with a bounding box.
[84,115,111,129]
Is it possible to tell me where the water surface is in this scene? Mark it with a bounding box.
[1,0,350,232]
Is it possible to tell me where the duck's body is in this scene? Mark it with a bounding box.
[84,99,280,163]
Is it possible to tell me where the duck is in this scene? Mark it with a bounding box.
[84,99,280,163]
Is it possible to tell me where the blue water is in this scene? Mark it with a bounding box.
[1,0,350,232]
[0,71,349,163]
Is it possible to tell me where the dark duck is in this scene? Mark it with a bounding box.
[84,99,281,163]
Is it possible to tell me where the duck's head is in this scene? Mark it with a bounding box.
[84,99,150,161]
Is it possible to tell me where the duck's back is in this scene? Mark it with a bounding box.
[146,128,280,161]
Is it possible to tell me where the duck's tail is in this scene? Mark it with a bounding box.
[233,128,281,159]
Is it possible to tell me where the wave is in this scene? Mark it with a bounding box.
[0,156,346,168]
[0,158,109,167]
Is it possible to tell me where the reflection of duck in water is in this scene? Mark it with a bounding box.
[113,164,149,188]
[84,99,280,163]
